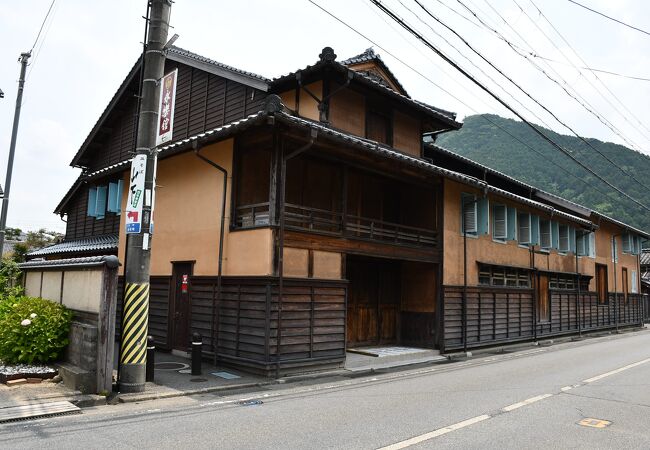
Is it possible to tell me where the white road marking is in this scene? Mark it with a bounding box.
[560,386,573,392]
[502,394,553,412]
[583,357,650,383]
[377,415,491,450]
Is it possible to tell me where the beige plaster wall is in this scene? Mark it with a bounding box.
[118,140,274,277]
[284,247,309,278]
[24,272,42,298]
[594,222,641,293]
[61,269,103,314]
[313,250,342,279]
[41,271,63,302]
[443,179,595,287]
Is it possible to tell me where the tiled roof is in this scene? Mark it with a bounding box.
[27,234,118,257]
[341,48,409,96]
[274,112,593,228]
[167,46,270,88]
[20,255,120,269]
[641,250,650,266]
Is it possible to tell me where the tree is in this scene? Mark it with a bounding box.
[4,227,22,240]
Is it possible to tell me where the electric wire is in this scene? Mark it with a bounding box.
[531,55,650,82]
[511,0,650,148]
[413,0,650,192]
[368,0,650,212]
[567,0,650,37]
[528,0,650,139]
[305,0,618,203]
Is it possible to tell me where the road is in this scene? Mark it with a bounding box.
[2,329,650,449]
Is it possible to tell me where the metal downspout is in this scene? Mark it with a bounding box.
[194,142,228,366]
[277,129,318,378]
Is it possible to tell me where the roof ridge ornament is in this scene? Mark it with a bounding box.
[264,94,284,113]
[319,47,337,62]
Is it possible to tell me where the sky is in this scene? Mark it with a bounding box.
[0,0,649,233]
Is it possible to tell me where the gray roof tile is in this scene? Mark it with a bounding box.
[28,234,118,257]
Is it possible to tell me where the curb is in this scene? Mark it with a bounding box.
[117,381,277,404]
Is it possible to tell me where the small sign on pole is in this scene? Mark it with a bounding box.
[156,68,178,146]
[125,154,147,234]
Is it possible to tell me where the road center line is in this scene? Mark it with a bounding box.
[377,415,491,450]
[583,357,650,383]
[502,394,553,412]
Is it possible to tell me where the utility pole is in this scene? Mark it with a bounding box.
[119,0,171,393]
[0,52,31,260]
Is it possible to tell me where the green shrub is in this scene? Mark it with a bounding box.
[0,296,72,364]
[0,258,23,298]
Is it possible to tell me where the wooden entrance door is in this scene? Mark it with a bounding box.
[346,257,400,346]
[170,262,193,351]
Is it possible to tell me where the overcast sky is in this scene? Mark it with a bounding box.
[1,0,649,233]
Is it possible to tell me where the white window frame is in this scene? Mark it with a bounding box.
[540,219,552,250]
[492,203,507,242]
[588,232,596,258]
[461,194,478,236]
[558,224,569,253]
[631,270,638,294]
[518,212,531,245]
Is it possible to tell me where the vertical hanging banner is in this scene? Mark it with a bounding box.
[156,68,178,146]
[125,154,147,234]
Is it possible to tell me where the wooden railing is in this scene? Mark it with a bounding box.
[234,202,438,247]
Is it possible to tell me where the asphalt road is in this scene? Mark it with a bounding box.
[2,329,650,449]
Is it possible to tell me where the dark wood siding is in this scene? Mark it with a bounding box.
[83,61,266,173]
[442,286,644,351]
[64,185,121,240]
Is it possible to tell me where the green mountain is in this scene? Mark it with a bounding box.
[436,114,650,232]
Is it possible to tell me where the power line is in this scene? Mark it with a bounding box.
[30,0,56,52]
[413,0,650,193]
[368,0,650,212]
[512,0,650,148]
[532,55,650,82]
[463,0,650,151]
[567,0,650,37]
[305,0,628,207]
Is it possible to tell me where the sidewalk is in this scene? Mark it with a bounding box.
[0,377,106,411]
[116,347,450,403]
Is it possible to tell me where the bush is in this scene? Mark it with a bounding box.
[0,296,72,364]
[0,258,23,298]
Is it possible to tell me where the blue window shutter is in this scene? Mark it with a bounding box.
[95,185,107,220]
[531,215,540,245]
[551,221,559,249]
[506,207,517,240]
[108,182,119,213]
[477,197,489,235]
[569,227,576,253]
[87,187,97,217]
[117,179,124,214]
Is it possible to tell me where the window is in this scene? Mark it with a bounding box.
[548,273,589,291]
[632,270,638,294]
[551,221,560,250]
[366,108,392,145]
[589,232,596,258]
[540,219,552,249]
[518,212,531,245]
[611,236,619,263]
[493,204,507,241]
[622,233,632,253]
[576,231,586,256]
[107,180,123,214]
[461,193,477,235]
[558,225,569,253]
[478,264,530,288]
[87,185,108,219]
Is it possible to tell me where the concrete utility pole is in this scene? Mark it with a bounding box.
[119,0,171,393]
[0,52,31,261]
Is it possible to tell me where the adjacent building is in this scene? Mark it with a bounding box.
[33,46,648,374]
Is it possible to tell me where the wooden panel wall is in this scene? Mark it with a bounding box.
[442,286,643,351]
[189,276,347,374]
[115,276,171,349]
[83,61,266,173]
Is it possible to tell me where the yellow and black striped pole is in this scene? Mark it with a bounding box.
[120,283,150,366]
[118,0,171,393]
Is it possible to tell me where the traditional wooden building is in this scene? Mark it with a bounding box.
[36,46,648,374]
